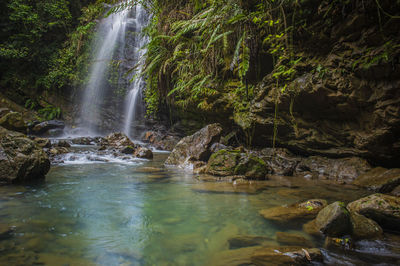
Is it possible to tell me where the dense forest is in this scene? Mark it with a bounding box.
[1,0,400,265]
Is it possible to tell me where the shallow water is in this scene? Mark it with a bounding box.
[1,151,400,265]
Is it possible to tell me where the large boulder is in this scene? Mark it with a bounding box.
[134,147,153,159]
[259,199,327,222]
[206,149,271,180]
[0,127,50,183]
[347,193,400,231]
[260,148,301,176]
[315,201,352,237]
[165,123,223,168]
[0,112,27,133]
[142,130,181,151]
[295,156,371,183]
[31,120,65,136]
[353,167,400,193]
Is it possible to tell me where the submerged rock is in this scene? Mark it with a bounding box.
[0,112,27,133]
[0,126,50,183]
[228,235,275,249]
[31,120,64,136]
[353,167,400,193]
[315,201,351,237]
[165,123,223,168]
[347,193,400,231]
[251,246,323,265]
[275,232,314,247]
[259,199,327,222]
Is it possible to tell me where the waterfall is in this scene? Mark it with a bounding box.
[78,3,148,137]
[80,8,129,135]
[123,5,148,138]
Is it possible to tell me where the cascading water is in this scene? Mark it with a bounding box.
[79,8,129,135]
[78,3,148,137]
[123,5,148,138]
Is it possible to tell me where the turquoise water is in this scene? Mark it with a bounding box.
[0,152,399,265]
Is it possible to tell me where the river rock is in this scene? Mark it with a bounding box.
[295,156,371,183]
[121,146,135,154]
[275,232,314,247]
[353,167,400,193]
[315,201,351,237]
[205,149,271,180]
[259,199,327,222]
[260,148,301,176]
[33,137,51,148]
[165,123,223,168]
[302,219,322,237]
[0,112,27,133]
[0,126,50,183]
[350,211,383,240]
[0,108,10,118]
[143,130,181,151]
[251,247,323,265]
[390,185,400,197]
[56,140,71,148]
[71,137,94,145]
[31,120,65,135]
[103,132,135,148]
[134,147,153,159]
[347,193,400,231]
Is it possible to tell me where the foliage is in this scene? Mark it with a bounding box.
[25,99,61,121]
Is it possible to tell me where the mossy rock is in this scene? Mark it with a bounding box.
[234,155,270,180]
[0,112,27,133]
[206,149,241,176]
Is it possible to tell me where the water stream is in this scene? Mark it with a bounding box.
[1,146,400,265]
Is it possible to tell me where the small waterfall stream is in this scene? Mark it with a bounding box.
[78,3,148,137]
[123,5,148,138]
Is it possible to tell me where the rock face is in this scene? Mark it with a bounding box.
[165,123,223,168]
[315,202,351,237]
[0,127,50,183]
[259,199,327,222]
[205,149,271,180]
[353,167,400,193]
[31,120,65,136]
[0,112,27,133]
[347,193,400,231]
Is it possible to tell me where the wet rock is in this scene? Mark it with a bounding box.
[206,149,271,180]
[228,235,275,249]
[260,148,301,176]
[302,219,322,237]
[275,232,314,247]
[251,247,323,265]
[142,130,181,151]
[135,147,153,159]
[347,193,400,231]
[295,156,371,184]
[56,140,71,148]
[353,167,400,193]
[350,211,383,240]
[33,137,51,148]
[315,201,351,237]
[0,108,10,118]
[71,137,93,145]
[121,146,135,154]
[324,236,354,250]
[165,123,223,168]
[49,147,69,155]
[31,120,65,135]
[103,132,135,148]
[390,185,400,197]
[0,126,50,183]
[0,112,27,133]
[259,199,327,222]
[0,224,14,240]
